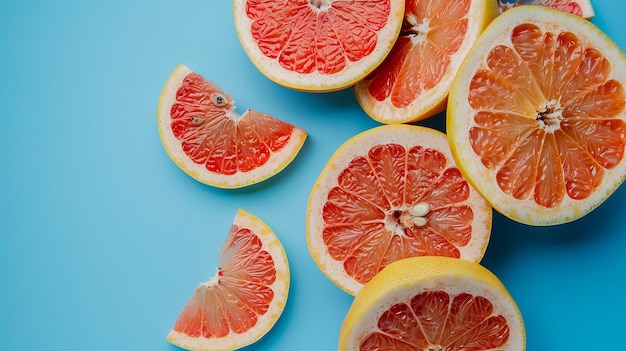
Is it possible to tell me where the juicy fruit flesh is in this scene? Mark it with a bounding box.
[322,143,474,285]
[365,0,470,107]
[498,0,587,17]
[360,290,510,350]
[468,23,626,208]
[171,73,297,175]
[245,0,391,74]
[171,225,276,337]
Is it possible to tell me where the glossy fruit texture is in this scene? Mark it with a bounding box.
[158,64,307,188]
[447,6,626,225]
[167,209,290,351]
[307,125,491,295]
[339,256,525,351]
[354,0,499,124]
[233,0,405,91]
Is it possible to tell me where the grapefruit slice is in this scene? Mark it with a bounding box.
[306,125,492,295]
[158,64,307,189]
[339,256,526,351]
[353,0,500,124]
[498,0,595,19]
[167,209,290,351]
[233,0,405,92]
[447,6,626,226]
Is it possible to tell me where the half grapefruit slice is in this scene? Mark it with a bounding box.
[306,125,492,295]
[158,64,307,189]
[167,209,290,351]
[447,5,626,225]
[233,0,405,92]
[353,0,500,124]
[339,256,525,351]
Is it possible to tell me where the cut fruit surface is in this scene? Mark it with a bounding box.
[158,64,307,189]
[447,5,626,225]
[339,256,525,351]
[353,0,499,124]
[233,0,405,92]
[306,125,492,295]
[498,0,594,19]
[167,209,290,351]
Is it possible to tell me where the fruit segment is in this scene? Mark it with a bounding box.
[158,64,307,189]
[167,209,290,351]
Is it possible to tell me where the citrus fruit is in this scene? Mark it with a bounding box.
[498,0,595,19]
[338,256,526,351]
[167,209,290,351]
[306,124,492,296]
[353,0,500,124]
[158,64,307,189]
[447,5,626,226]
[232,0,405,92]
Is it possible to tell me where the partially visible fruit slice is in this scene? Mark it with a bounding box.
[498,0,595,19]
[306,125,492,296]
[353,0,499,124]
[158,64,307,189]
[167,209,290,351]
[233,0,405,92]
[339,256,526,351]
[447,5,626,225]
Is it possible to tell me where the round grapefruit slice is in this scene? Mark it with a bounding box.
[353,0,500,124]
[447,6,626,226]
[167,209,290,351]
[233,0,405,92]
[339,256,526,351]
[498,0,594,19]
[306,125,492,296]
[158,64,307,189]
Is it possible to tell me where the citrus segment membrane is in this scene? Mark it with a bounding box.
[167,209,290,351]
[307,125,492,295]
[158,64,307,189]
[447,6,626,225]
[353,0,499,124]
[338,256,526,351]
[233,0,405,92]
[498,0,595,19]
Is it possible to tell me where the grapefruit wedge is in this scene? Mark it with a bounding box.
[339,256,526,351]
[447,6,626,225]
[158,64,307,189]
[353,0,499,124]
[233,0,405,92]
[167,209,290,351]
[306,125,492,295]
[498,0,594,19]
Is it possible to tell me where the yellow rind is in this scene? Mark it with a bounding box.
[339,256,526,351]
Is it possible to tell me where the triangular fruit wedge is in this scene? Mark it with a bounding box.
[167,209,290,351]
[158,64,307,189]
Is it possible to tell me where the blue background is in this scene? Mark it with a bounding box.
[1,1,625,350]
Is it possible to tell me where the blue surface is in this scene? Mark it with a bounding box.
[1,2,625,350]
